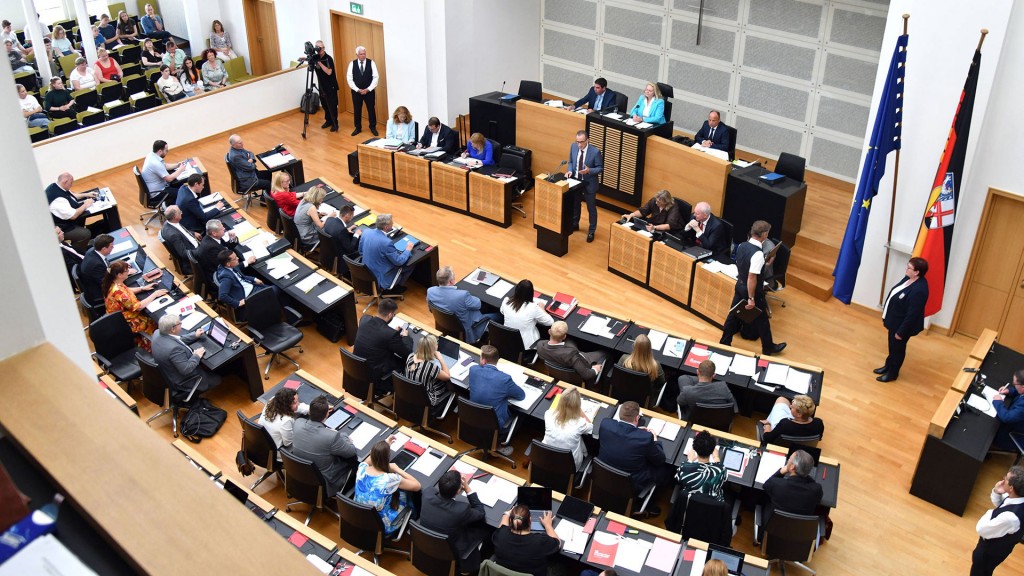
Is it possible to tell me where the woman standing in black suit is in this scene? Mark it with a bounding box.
[875,257,929,382]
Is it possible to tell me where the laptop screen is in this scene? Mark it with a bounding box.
[707,543,745,574]
[209,319,230,346]
[516,487,552,511]
[437,337,461,361]
[555,495,594,524]
[222,478,249,504]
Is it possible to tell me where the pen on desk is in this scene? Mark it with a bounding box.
[821,468,826,480]
[471,473,489,480]
[615,323,629,338]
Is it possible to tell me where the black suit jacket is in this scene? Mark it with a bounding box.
[176,185,217,233]
[353,316,414,386]
[573,86,618,113]
[597,418,665,494]
[160,223,197,274]
[80,247,107,306]
[419,124,458,154]
[682,213,731,263]
[693,121,731,153]
[882,276,928,338]
[763,471,823,524]
[323,216,360,257]
[195,234,238,288]
[419,490,487,562]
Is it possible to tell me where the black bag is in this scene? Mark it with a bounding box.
[316,310,345,343]
[180,398,228,443]
[300,90,320,113]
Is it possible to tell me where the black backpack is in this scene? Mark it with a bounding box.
[180,398,228,443]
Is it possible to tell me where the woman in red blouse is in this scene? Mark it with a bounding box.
[270,171,304,218]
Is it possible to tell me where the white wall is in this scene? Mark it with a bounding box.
[32,68,307,181]
[218,0,249,72]
[850,0,1015,330]
[276,0,318,71]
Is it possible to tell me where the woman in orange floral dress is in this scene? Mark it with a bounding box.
[102,260,168,351]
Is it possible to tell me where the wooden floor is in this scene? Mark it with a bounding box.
[70,110,1021,575]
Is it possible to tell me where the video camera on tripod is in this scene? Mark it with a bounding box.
[300,41,322,66]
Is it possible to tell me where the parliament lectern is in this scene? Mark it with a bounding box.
[534,175,574,257]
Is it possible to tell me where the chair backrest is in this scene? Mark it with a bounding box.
[89,312,138,362]
[185,251,210,299]
[691,402,735,433]
[237,410,279,471]
[498,152,530,179]
[98,81,122,103]
[528,440,576,494]
[133,94,160,112]
[72,88,99,110]
[775,152,806,182]
[681,491,732,546]
[244,282,284,332]
[589,458,634,515]
[50,117,78,136]
[122,74,147,94]
[265,194,282,234]
[409,521,457,576]
[159,238,188,276]
[428,303,464,340]
[343,254,378,297]
[58,53,78,76]
[223,152,241,194]
[317,229,338,275]
[604,364,652,407]
[726,125,738,161]
[478,560,531,576]
[614,91,628,113]
[337,494,386,554]
[118,43,141,64]
[719,218,735,258]
[777,435,822,449]
[279,211,301,250]
[518,80,542,102]
[656,82,674,99]
[77,109,104,127]
[456,397,500,451]
[487,321,526,364]
[137,350,170,408]
[486,138,503,165]
[674,198,692,223]
[339,347,375,403]
[391,370,431,428]
[542,360,584,387]
[280,448,328,509]
[766,242,791,288]
[763,509,819,563]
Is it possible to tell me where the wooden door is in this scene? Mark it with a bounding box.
[242,0,281,77]
[953,189,1024,347]
[330,11,387,130]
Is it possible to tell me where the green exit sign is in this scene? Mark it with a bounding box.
[350,2,363,15]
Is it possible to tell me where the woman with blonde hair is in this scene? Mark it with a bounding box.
[629,81,666,125]
[270,171,303,218]
[541,387,593,468]
[386,105,415,143]
[617,333,666,398]
[404,333,451,416]
[703,559,729,576]
[293,184,333,249]
[461,132,494,166]
[761,394,824,444]
[51,25,74,55]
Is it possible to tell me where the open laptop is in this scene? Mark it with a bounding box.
[629,217,652,231]
[194,318,230,355]
[516,486,552,532]
[787,444,821,473]
[707,543,745,575]
[437,337,462,369]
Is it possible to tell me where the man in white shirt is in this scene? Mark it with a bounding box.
[719,220,786,355]
[1,20,32,57]
[159,205,200,274]
[46,173,97,251]
[972,466,1024,576]
[141,139,188,199]
[346,45,379,136]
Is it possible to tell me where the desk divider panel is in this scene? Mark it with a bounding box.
[607,223,651,284]
[690,263,735,326]
[394,153,431,200]
[643,137,729,215]
[431,162,469,211]
[357,144,394,190]
[534,177,569,233]
[469,171,509,226]
[515,100,585,181]
[928,388,966,438]
[649,242,696,306]
[969,328,999,361]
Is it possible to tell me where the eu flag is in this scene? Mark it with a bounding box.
[832,33,908,304]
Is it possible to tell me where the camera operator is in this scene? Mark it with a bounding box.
[303,40,338,132]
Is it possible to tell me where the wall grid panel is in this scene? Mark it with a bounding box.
[540,0,891,181]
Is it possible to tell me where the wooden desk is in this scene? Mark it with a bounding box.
[172,439,222,479]
[99,373,138,413]
[394,152,432,201]
[469,171,513,227]
[648,240,697,307]
[431,162,469,211]
[643,137,730,215]
[337,546,400,575]
[674,539,769,576]
[357,143,394,190]
[690,262,736,327]
[516,100,585,178]
[607,222,652,285]
[583,511,683,576]
[969,328,999,360]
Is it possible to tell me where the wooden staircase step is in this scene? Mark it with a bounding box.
[787,264,834,301]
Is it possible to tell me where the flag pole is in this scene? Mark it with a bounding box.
[978,28,989,51]
[878,13,911,306]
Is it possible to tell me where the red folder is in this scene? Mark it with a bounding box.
[342,404,358,414]
[284,379,302,390]
[606,520,627,535]
[403,441,425,456]
[286,530,308,548]
[585,532,620,567]
[684,344,710,368]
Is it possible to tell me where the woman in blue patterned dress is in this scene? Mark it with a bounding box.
[354,440,421,535]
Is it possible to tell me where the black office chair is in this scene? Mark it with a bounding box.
[119,44,141,65]
[690,402,735,433]
[726,125,738,161]
[487,321,532,366]
[185,251,214,301]
[409,521,460,576]
[265,194,283,234]
[498,148,533,218]
[674,198,693,225]
[72,264,105,320]
[134,165,167,229]
[244,287,304,379]
[391,371,454,443]
[279,211,302,251]
[317,229,339,276]
[528,439,589,495]
[49,118,78,136]
[759,510,820,574]
[339,347,378,406]
[428,303,465,342]
[236,410,284,491]
[656,82,674,121]
[455,397,517,468]
[588,458,655,517]
[139,350,184,437]
[337,494,411,564]
[614,91,629,113]
[765,242,791,316]
[158,237,192,279]
[88,312,143,385]
[344,254,403,314]
[517,80,542,102]
[679,491,738,546]
[755,421,823,448]
[604,364,653,407]
[224,152,261,210]
[775,152,806,182]
[280,448,342,525]
[719,218,736,261]
[542,360,586,388]
[485,138,503,166]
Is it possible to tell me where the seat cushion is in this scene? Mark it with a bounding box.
[258,324,303,352]
[109,349,143,382]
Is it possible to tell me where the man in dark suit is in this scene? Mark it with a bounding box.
[79,233,115,307]
[566,130,603,242]
[693,110,731,154]
[323,205,362,275]
[291,395,357,496]
[568,77,618,114]
[159,205,200,275]
[176,173,223,233]
[676,359,736,419]
[535,321,606,389]
[681,201,732,263]
[214,250,266,313]
[757,450,822,544]
[875,257,929,382]
[352,298,413,394]
[419,470,488,573]
[417,116,458,154]
[598,401,666,508]
[151,314,221,400]
[195,219,254,290]
[720,220,786,356]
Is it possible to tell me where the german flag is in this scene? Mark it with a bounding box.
[911,46,981,317]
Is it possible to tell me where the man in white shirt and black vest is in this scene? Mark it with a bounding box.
[972,465,1024,576]
[719,220,786,355]
[346,45,379,137]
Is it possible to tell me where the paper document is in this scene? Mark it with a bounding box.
[544,99,564,107]
[145,294,174,312]
[664,337,687,358]
[646,330,668,351]
[687,549,708,576]
[605,113,624,120]
[709,353,732,376]
[784,369,812,394]
[615,537,652,572]
[425,150,446,159]
[261,152,290,168]
[729,355,757,377]
[242,230,277,249]
[181,311,208,331]
[581,398,606,421]
[624,118,639,126]
[388,432,411,452]
[305,554,333,574]
[449,353,474,382]
[645,537,682,573]
[496,364,529,387]
[470,479,499,506]
[198,192,223,206]
[388,317,409,331]
[111,240,134,255]
[489,474,519,503]
[565,177,582,187]
[295,273,326,294]
[733,159,755,168]
[580,315,615,338]
[0,533,99,576]
[510,383,543,411]
[451,460,477,480]
[454,157,482,168]
[967,394,997,417]
[657,420,680,441]
[410,450,444,477]
[247,242,270,260]
[763,363,790,386]
[268,261,299,279]
[486,279,515,299]
[234,224,261,244]
[756,451,787,485]
[348,421,381,449]
[318,285,348,305]
[130,91,148,101]
[555,519,588,555]
[636,122,653,129]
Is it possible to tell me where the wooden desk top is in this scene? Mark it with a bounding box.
[296,368,345,399]
[970,328,999,361]
[272,507,339,553]
[343,391,398,428]
[99,374,137,410]
[172,439,222,478]
[459,454,526,486]
[603,511,682,542]
[398,426,459,458]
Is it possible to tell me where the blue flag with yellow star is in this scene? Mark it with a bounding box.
[832,33,908,304]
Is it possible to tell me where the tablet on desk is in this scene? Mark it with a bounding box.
[721,448,745,473]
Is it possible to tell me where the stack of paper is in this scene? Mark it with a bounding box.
[729,355,757,377]
[756,451,787,485]
[709,352,732,376]
[644,537,682,573]
[295,273,326,294]
[555,519,588,554]
[647,330,668,351]
[510,382,543,411]
[198,192,223,207]
[261,152,290,168]
[181,310,208,331]
[410,450,444,476]
[581,315,615,338]
[967,394,997,417]
[763,363,790,386]
[614,538,653,572]
[449,354,474,382]
[784,369,812,394]
[486,279,515,298]
[265,255,299,279]
[664,337,687,358]
[318,285,349,305]
[348,421,381,449]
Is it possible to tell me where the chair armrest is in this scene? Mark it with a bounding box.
[247,326,265,342]
[92,352,112,369]
[283,306,302,326]
[503,415,519,446]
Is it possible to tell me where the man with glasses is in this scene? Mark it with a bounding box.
[152,313,221,400]
[565,130,603,243]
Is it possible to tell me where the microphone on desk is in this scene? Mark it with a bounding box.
[963,367,980,373]
[545,160,568,182]
[500,80,506,95]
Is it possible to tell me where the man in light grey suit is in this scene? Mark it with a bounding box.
[290,395,357,496]
[151,314,221,400]
[426,266,499,344]
[676,359,736,419]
